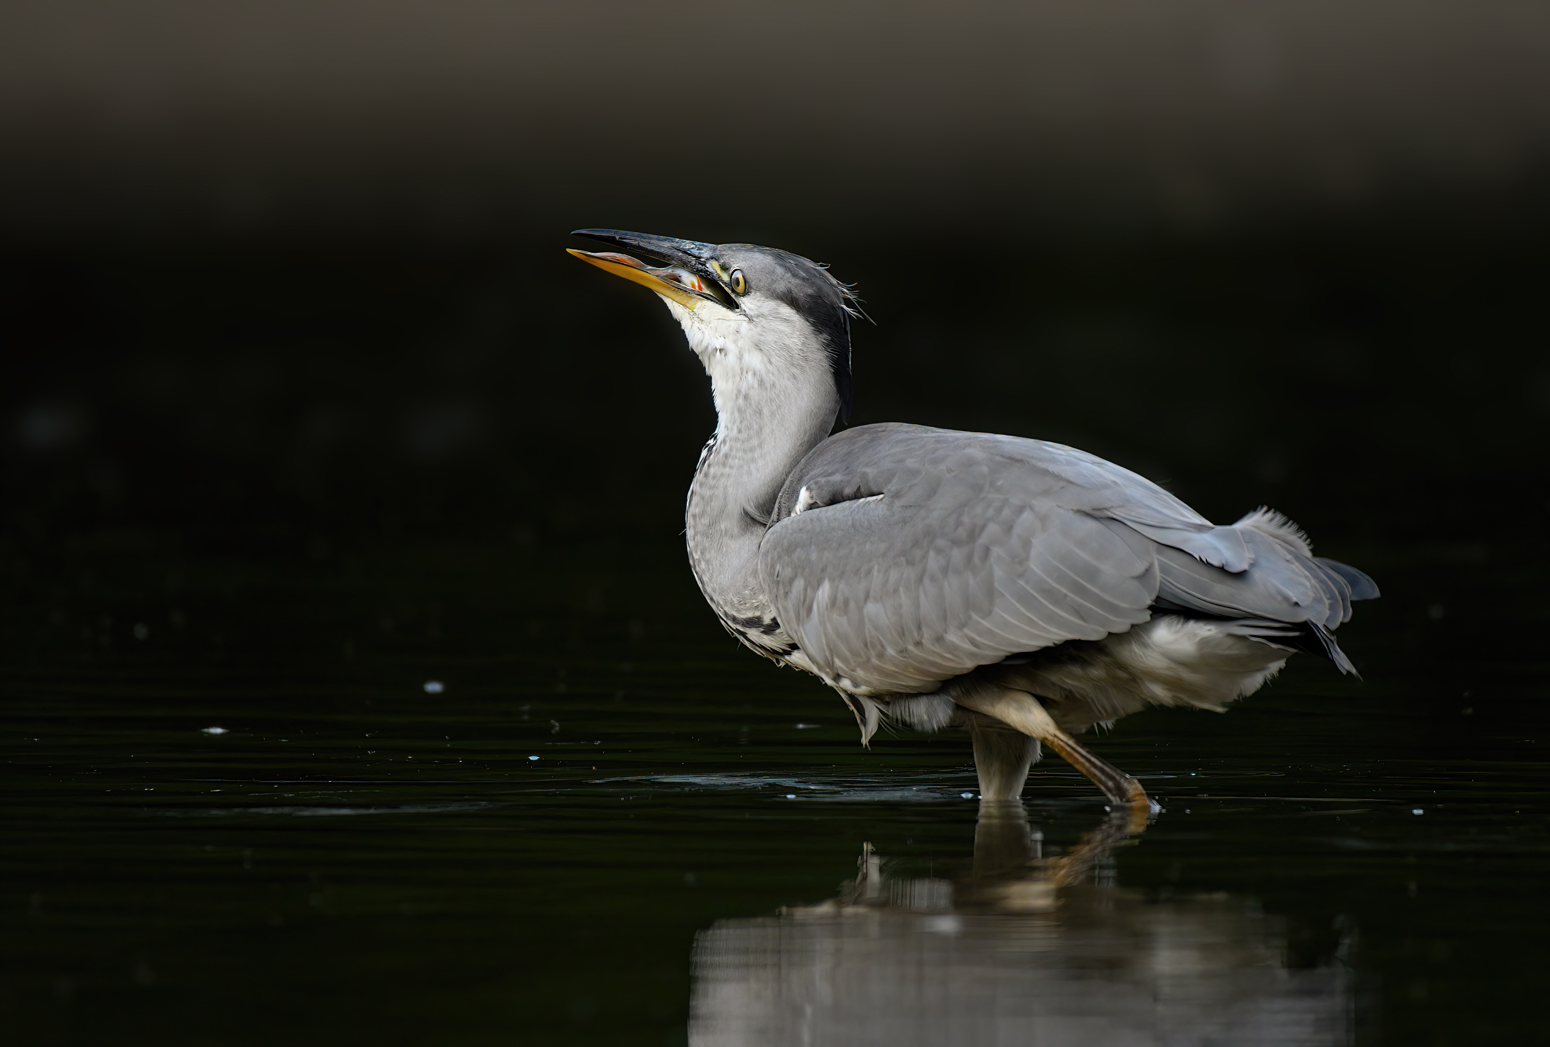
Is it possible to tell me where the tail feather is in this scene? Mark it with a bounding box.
[1310,621,1359,676]
[1315,556,1380,601]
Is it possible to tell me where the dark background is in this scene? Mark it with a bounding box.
[5,7,1550,1045]
[5,2,1547,563]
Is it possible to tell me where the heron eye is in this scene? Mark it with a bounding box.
[729,269,747,295]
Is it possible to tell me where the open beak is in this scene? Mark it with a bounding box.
[567,229,738,311]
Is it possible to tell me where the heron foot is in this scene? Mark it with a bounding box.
[952,686,1152,820]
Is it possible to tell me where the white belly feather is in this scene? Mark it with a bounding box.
[1020,616,1289,727]
[880,615,1291,737]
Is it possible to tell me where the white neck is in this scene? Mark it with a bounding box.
[671,301,840,629]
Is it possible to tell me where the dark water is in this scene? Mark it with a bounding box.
[5,533,1547,1046]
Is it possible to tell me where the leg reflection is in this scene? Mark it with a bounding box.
[690,808,1350,1047]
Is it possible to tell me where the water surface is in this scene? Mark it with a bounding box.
[4,536,1547,1045]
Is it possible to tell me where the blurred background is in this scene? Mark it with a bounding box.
[5,0,1547,563]
[6,5,1550,1044]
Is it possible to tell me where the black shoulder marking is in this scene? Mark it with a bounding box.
[723,610,782,636]
[717,611,796,658]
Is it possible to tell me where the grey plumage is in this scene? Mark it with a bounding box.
[569,229,1377,809]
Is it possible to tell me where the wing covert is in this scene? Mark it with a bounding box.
[760,425,1160,694]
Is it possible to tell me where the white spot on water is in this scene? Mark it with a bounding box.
[785,794,796,799]
[201,727,228,735]
[794,723,820,729]
[528,756,540,761]
[960,792,976,799]
[1412,808,1424,815]
[423,680,444,694]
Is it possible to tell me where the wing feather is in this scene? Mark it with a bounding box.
[759,424,1373,694]
[760,426,1158,692]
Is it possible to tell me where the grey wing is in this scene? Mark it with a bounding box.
[758,425,1161,694]
[759,424,1378,694]
[1020,443,1381,635]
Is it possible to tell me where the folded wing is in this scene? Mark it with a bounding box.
[759,424,1375,694]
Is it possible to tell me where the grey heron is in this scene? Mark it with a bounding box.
[568,229,1377,813]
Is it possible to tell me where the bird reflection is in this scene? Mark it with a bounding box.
[690,805,1350,1046]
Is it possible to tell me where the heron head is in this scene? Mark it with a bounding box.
[568,229,859,421]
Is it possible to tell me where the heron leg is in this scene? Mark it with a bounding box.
[967,718,1039,801]
[953,686,1150,813]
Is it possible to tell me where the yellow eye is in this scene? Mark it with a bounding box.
[730,269,747,295]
